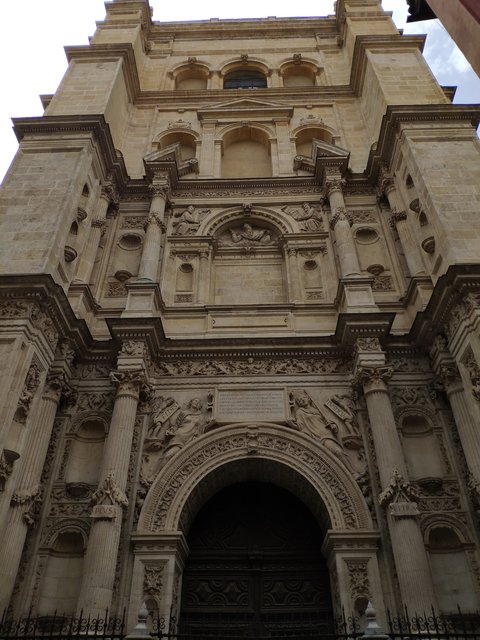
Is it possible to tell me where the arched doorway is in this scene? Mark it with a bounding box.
[179,481,333,636]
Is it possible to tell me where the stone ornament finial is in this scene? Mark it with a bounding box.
[91,472,129,520]
[378,469,420,518]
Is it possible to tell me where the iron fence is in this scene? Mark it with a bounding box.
[2,608,480,640]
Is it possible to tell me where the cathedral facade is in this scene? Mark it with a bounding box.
[1,0,480,631]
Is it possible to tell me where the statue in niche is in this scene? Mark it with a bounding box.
[142,394,214,484]
[281,202,324,232]
[219,222,274,248]
[172,205,210,235]
[289,390,350,468]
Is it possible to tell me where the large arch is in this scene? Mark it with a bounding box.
[138,423,372,533]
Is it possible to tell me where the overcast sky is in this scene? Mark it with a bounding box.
[1,0,479,183]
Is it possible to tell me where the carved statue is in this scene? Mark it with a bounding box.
[281,202,324,232]
[172,205,210,235]
[164,397,210,458]
[220,223,273,247]
[289,391,350,467]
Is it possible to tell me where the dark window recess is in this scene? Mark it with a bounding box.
[224,70,267,89]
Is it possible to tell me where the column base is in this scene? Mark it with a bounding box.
[122,281,163,317]
[336,277,379,313]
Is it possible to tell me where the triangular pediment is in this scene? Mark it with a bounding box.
[198,97,293,121]
[312,139,350,160]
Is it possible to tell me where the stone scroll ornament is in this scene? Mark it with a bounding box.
[141,393,214,486]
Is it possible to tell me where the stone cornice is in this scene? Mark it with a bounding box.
[12,114,129,190]
[365,104,480,183]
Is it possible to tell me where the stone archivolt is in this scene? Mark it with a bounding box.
[139,423,372,533]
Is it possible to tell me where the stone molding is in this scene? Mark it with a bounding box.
[139,423,372,533]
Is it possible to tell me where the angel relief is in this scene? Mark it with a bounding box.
[281,202,324,232]
[172,205,210,235]
[141,394,214,485]
[218,222,276,248]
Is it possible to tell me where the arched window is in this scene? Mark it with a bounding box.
[224,70,267,89]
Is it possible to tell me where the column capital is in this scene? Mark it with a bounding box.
[354,365,393,393]
[437,361,462,392]
[110,369,145,397]
[101,178,119,205]
[148,181,170,200]
[378,469,420,518]
[378,175,396,197]
[325,172,345,197]
[42,371,67,403]
[91,218,107,230]
[464,350,480,403]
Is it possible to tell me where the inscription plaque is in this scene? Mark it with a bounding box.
[216,388,286,422]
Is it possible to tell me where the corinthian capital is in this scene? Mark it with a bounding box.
[325,176,346,197]
[437,362,462,390]
[354,365,393,392]
[110,369,145,397]
[144,214,165,230]
[148,181,170,200]
[389,208,407,229]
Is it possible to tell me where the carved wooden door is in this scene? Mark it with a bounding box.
[180,482,333,636]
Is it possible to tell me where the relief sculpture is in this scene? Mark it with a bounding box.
[141,394,214,485]
[219,223,275,248]
[289,391,350,468]
[172,205,210,235]
[281,202,324,232]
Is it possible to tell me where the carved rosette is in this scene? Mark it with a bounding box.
[11,484,43,528]
[354,366,393,393]
[91,472,128,519]
[378,469,420,518]
[110,370,145,399]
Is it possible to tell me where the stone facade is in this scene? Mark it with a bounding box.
[1,0,480,629]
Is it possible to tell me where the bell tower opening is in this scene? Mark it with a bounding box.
[179,481,333,636]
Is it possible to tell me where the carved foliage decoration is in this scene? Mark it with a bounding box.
[141,426,370,533]
[14,361,42,424]
[346,560,371,603]
[378,469,420,518]
[144,565,164,597]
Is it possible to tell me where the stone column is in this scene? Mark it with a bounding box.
[325,171,361,278]
[76,369,144,617]
[431,343,480,490]
[75,181,118,284]
[137,183,168,281]
[381,176,425,277]
[354,339,437,612]
[0,344,74,613]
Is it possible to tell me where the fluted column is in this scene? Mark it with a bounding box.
[0,361,72,612]
[137,183,168,282]
[325,171,361,278]
[381,176,425,277]
[434,352,480,485]
[75,180,118,284]
[354,339,437,612]
[76,369,144,617]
